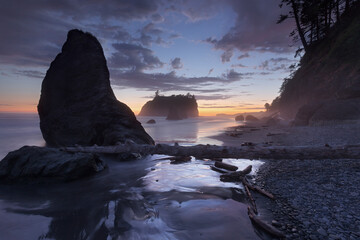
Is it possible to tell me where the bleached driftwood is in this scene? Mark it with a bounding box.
[62,143,360,160]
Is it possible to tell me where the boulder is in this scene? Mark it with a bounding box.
[38,29,154,146]
[293,98,360,125]
[146,119,156,124]
[245,115,259,122]
[292,102,323,126]
[235,115,244,121]
[0,146,107,183]
[310,98,360,123]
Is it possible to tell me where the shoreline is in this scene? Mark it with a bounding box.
[212,121,360,239]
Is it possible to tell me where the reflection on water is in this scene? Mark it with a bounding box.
[0,114,266,240]
[138,116,238,146]
[0,156,263,240]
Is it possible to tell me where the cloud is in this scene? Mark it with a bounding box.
[237,53,250,60]
[205,0,295,61]
[169,33,181,39]
[231,64,247,68]
[200,105,235,109]
[196,94,234,100]
[257,57,295,72]
[110,43,163,71]
[221,50,233,63]
[223,69,254,81]
[171,0,223,22]
[110,70,242,93]
[170,57,183,69]
[207,68,214,76]
[151,13,164,22]
[13,70,45,79]
[0,0,160,66]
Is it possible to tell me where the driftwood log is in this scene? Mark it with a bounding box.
[242,178,275,200]
[214,161,238,171]
[248,207,285,238]
[62,143,360,160]
[220,165,252,182]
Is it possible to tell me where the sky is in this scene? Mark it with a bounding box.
[0,0,300,116]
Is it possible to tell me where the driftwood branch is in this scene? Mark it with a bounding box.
[62,143,360,160]
[248,207,285,238]
[242,178,275,200]
[214,161,238,171]
[220,165,252,182]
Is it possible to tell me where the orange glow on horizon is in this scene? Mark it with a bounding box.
[0,105,37,113]
[0,105,264,117]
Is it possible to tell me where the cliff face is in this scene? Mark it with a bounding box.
[38,29,154,146]
[272,3,360,120]
[139,94,199,119]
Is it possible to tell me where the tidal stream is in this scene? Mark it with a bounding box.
[0,114,266,239]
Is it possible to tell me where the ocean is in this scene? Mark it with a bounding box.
[0,113,264,240]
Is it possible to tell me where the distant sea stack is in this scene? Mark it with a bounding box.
[38,29,154,146]
[139,93,199,120]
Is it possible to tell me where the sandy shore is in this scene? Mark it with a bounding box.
[212,121,360,239]
[211,121,360,147]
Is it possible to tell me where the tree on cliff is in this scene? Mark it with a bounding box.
[278,0,358,53]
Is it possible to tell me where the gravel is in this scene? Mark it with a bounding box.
[255,158,360,240]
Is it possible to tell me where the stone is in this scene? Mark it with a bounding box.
[245,115,259,122]
[38,29,154,146]
[235,115,244,121]
[146,119,156,124]
[293,98,360,126]
[0,146,107,183]
[292,102,323,126]
[310,98,360,124]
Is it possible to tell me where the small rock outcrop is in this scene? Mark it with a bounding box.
[146,119,156,124]
[0,146,106,183]
[245,115,259,122]
[235,115,244,121]
[139,93,198,119]
[38,29,154,146]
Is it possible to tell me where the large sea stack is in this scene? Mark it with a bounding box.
[38,29,154,146]
[139,93,199,119]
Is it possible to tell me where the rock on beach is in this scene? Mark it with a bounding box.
[38,29,154,147]
[0,146,107,183]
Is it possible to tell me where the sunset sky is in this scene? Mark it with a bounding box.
[0,0,299,116]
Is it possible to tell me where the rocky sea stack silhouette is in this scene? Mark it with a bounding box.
[38,29,154,146]
[139,93,199,120]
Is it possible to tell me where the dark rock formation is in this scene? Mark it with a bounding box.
[38,29,154,146]
[245,115,259,122]
[139,94,198,119]
[293,98,360,125]
[292,102,323,126]
[166,107,183,120]
[269,4,360,119]
[235,115,244,121]
[146,119,156,124]
[0,146,106,183]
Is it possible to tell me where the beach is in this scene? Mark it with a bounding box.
[212,120,360,239]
